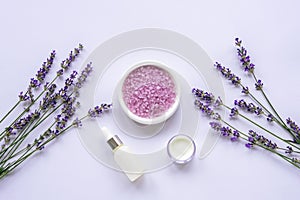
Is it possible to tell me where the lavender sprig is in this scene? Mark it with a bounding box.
[0,44,83,143]
[235,38,292,138]
[214,60,297,142]
[193,87,300,169]
[0,103,112,179]
[0,45,111,180]
[0,51,56,124]
[209,121,300,169]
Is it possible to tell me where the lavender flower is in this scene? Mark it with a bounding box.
[285,146,293,154]
[72,118,82,127]
[229,107,239,117]
[241,86,249,94]
[247,130,277,150]
[57,43,83,75]
[209,121,222,131]
[36,50,56,82]
[234,99,264,116]
[214,62,241,86]
[286,118,300,143]
[17,51,56,103]
[267,114,275,122]
[209,122,240,142]
[245,143,253,149]
[231,130,240,142]
[194,100,214,117]
[74,62,93,96]
[88,104,112,118]
[0,44,115,180]
[193,38,300,170]
[12,110,40,131]
[235,38,255,73]
[214,96,223,107]
[192,88,215,104]
[220,126,232,137]
[255,79,263,90]
[18,91,30,101]
[286,117,300,135]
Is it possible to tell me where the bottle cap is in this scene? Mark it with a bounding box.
[101,127,123,151]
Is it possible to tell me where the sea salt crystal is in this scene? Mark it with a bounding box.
[122,65,176,119]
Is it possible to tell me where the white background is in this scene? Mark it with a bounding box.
[1,0,300,199]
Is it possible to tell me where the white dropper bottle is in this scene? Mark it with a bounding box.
[101,126,143,182]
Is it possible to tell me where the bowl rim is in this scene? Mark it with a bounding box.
[118,60,181,125]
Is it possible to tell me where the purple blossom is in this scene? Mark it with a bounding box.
[235,38,255,73]
[286,118,300,143]
[286,117,300,135]
[248,130,257,137]
[214,96,223,107]
[255,79,263,90]
[12,110,40,131]
[74,62,93,92]
[247,130,277,150]
[36,50,56,82]
[267,114,275,122]
[285,146,293,154]
[220,126,232,137]
[29,78,41,88]
[64,71,78,87]
[192,88,215,104]
[234,99,264,116]
[245,143,254,149]
[18,91,30,101]
[57,44,83,75]
[248,136,255,143]
[212,113,221,120]
[241,86,249,94]
[231,130,240,141]
[229,107,239,117]
[209,123,240,142]
[194,100,214,117]
[18,51,56,103]
[72,118,82,127]
[214,62,241,86]
[88,103,112,118]
[209,121,222,131]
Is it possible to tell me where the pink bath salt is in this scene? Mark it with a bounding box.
[122,65,176,119]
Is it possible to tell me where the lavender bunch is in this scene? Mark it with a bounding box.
[192,38,300,169]
[0,46,112,179]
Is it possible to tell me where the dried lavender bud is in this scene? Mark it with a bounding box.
[57,44,83,75]
[210,122,240,142]
[241,86,249,94]
[234,99,264,116]
[74,62,93,91]
[72,118,82,127]
[231,130,240,142]
[194,100,214,117]
[286,118,300,135]
[247,130,277,150]
[267,114,275,122]
[255,79,263,90]
[192,88,215,104]
[214,96,223,107]
[88,103,112,118]
[229,107,239,117]
[235,38,255,73]
[209,121,222,131]
[214,62,241,86]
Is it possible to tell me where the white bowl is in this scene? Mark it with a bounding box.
[118,60,181,125]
